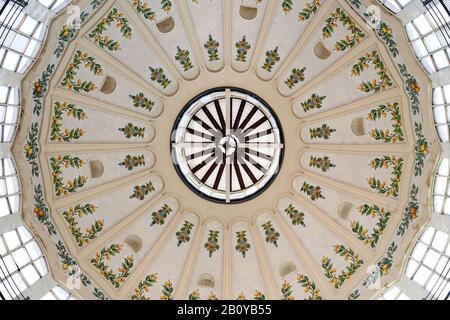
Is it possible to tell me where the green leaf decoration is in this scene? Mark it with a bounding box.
[119,123,145,139]
[88,8,132,51]
[235,230,251,258]
[50,155,88,196]
[129,181,155,200]
[50,102,87,142]
[367,156,403,197]
[204,230,220,257]
[204,34,220,61]
[321,245,363,289]
[323,7,365,52]
[176,220,195,246]
[284,204,306,227]
[130,93,155,112]
[151,204,173,226]
[236,36,251,62]
[61,50,103,92]
[262,46,280,72]
[119,155,146,171]
[90,244,134,288]
[131,273,158,300]
[351,50,393,93]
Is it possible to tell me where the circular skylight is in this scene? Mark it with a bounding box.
[171,88,284,204]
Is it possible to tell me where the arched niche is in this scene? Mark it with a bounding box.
[279,261,297,278]
[197,273,215,289]
[89,160,104,179]
[351,117,366,136]
[240,5,257,20]
[100,75,117,95]
[157,16,175,33]
[337,202,353,221]
[125,235,143,253]
[313,41,331,60]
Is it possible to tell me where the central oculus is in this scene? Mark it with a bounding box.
[171,88,284,204]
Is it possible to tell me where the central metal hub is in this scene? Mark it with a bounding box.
[171,87,284,204]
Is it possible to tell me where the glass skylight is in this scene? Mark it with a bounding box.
[405,5,450,74]
[404,227,450,300]
[378,0,413,14]
[0,226,48,300]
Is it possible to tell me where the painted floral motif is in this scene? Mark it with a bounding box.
[88,8,132,51]
[175,46,194,71]
[119,123,145,139]
[131,273,158,300]
[321,245,363,289]
[235,36,251,62]
[297,274,322,300]
[129,181,155,200]
[298,0,321,21]
[50,155,88,197]
[300,182,325,200]
[281,0,293,14]
[57,240,85,280]
[365,11,398,57]
[301,94,326,113]
[54,10,88,57]
[93,288,108,300]
[285,67,306,89]
[351,50,393,93]
[149,67,171,88]
[281,280,294,300]
[50,102,87,142]
[34,185,57,235]
[90,244,134,288]
[397,185,419,236]
[33,64,54,115]
[204,34,220,61]
[262,46,280,72]
[208,292,218,300]
[160,280,174,300]
[176,221,195,246]
[61,50,103,92]
[237,292,247,300]
[399,63,421,115]
[363,242,397,287]
[309,124,336,140]
[189,290,200,300]
[261,221,280,247]
[254,291,266,300]
[351,205,391,248]
[235,230,251,258]
[151,204,173,226]
[377,242,397,276]
[92,0,106,10]
[309,156,335,173]
[414,123,430,177]
[24,123,39,177]
[348,0,362,8]
[119,155,146,171]
[284,204,306,227]
[161,0,172,13]
[204,230,220,257]
[132,0,156,20]
[368,156,403,198]
[323,8,365,51]
[62,204,104,247]
[367,102,404,143]
[130,93,155,112]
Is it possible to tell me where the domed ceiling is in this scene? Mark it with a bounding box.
[12,0,441,300]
